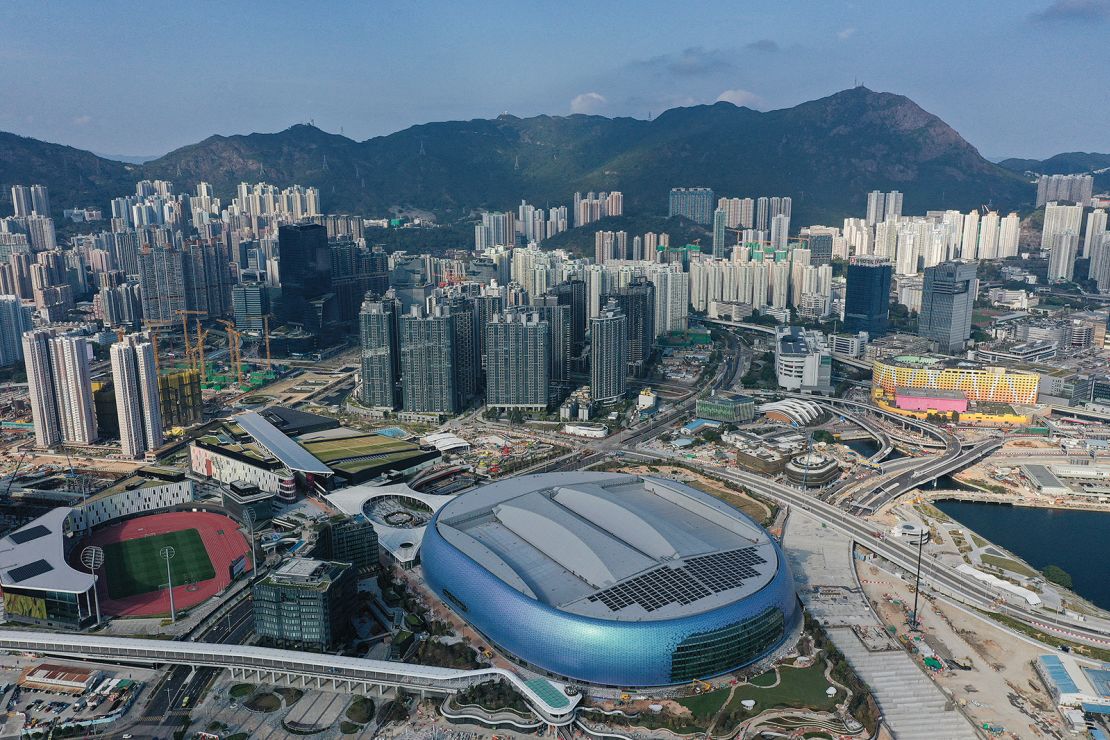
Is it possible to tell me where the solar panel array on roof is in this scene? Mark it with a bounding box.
[9,525,51,544]
[7,559,53,583]
[587,547,767,613]
[685,547,766,592]
[588,565,711,612]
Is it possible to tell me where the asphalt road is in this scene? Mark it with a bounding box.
[134,597,255,737]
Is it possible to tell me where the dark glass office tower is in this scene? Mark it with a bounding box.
[551,279,586,357]
[843,256,892,337]
[604,276,655,377]
[919,260,977,354]
[276,223,331,327]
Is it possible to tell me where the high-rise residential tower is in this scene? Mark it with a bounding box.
[668,188,715,225]
[110,334,163,458]
[23,331,97,447]
[604,277,655,377]
[358,293,401,410]
[0,295,32,367]
[485,310,551,410]
[399,305,457,414]
[590,298,627,404]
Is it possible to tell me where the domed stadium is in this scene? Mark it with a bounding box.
[421,472,800,688]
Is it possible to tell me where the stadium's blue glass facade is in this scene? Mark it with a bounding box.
[421,516,800,688]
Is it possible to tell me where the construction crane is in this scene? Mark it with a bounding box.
[141,319,174,374]
[194,322,210,382]
[217,319,244,386]
[175,310,206,373]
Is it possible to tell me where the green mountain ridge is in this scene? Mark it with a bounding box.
[2,87,1033,225]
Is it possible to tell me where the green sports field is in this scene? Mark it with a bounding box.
[102,529,215,600]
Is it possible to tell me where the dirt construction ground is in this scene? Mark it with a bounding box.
[858,564,1069,739]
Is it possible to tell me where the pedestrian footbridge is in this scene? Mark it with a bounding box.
[0,630,580,724]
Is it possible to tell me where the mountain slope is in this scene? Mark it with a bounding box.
[3,88,1033,223]
[998,152,1110,175]
[0,132,137,213]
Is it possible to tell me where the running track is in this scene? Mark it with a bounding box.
[80,511,252,618]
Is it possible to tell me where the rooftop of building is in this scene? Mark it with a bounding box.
[1023,464,1069,490]
[299,430,435,476]
[87,466,187,503]
[777,326,815,356]
[433,472,779,622]
[894,387,967,400]
[235,411,332,476]
[0,507,94,595]
[878,354,1038,376]
[261,557,348,590]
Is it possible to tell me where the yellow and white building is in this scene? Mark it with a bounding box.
[871,354,1039,405]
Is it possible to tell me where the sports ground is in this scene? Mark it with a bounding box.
[81,511,252,618]
[102,528,215,599]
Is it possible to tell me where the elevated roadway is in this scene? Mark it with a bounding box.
[709,465,1110,648]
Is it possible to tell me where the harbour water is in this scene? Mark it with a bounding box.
[935,499,1110,611]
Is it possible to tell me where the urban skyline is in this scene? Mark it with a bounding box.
[2,7,1110,738]
[2,1,1109,158]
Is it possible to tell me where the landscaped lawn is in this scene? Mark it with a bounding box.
[103,528,214,599]
[346,696,375,724]
[749,670,778,687]
[980,554,1037,577]
[725,659,841,714]
[677,688,729,719]
[229,683,254,700]
[245,692,281,712]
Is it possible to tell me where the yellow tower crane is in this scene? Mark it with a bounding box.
[217,320,244,386]
[141,319,174,374]
[175,310,206,373]
[195,322,210,382]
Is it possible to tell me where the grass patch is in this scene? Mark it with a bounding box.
[980,554,1038,578]
[339,721,361,735]
[103,528,214,599]
[229,683,254,699]
[970,532,988,548]
[677,688,729,719]
[244,692,281,713]
[226,735,248,740]
[276,687,303,705]
[346,696,374,724]
[679,477,775,525]
[749,670,778,687]
[986,612,1110,663]
[725,660,841,714]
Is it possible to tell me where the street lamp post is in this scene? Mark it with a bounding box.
[244,507,257,574]
[910,530,925,631]
[80,546,104,627]
[160,546,176,623]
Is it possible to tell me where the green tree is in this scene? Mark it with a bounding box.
[1042,565,1072,589]
[812,430,836,445]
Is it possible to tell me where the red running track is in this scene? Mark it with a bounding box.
[79,511,252,618]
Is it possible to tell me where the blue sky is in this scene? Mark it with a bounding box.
[2,0,1108,159]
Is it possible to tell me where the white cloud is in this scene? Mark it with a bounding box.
[73,115,92,125]
[837,27,856,40]
[715,89,763,108]
[570,92,607,114]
